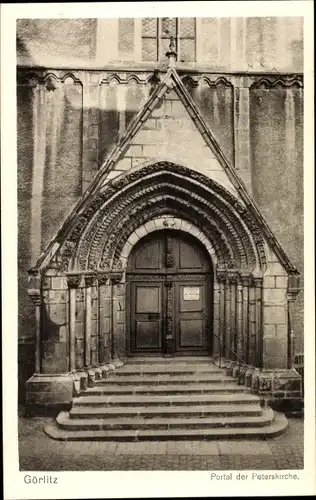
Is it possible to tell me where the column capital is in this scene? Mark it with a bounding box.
[227,269,240,285]
[66,273,82,289]
[84,273,97,287]
[287,274,300,298]
[240,271,253,286]
[109,272,124,285]
[252,270,263,287]
[97,273,110,286]
[28,290,42,306]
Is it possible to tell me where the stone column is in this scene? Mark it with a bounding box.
[233,76,252,194]
[287,275,301,369]
[28,270,42,373]
[216,266,227,359]
[212,281,221,355]
[224,278,231,358]
[97,273,109,364]
[30,83,47,265]
[240,271,251,363]
[96,19,119,64]
[236,277,244,361]
[81,73,100,193]
[228,270,238,360]
[248,277,256,366]
[111,275,125,366]
[254,272,263,368]
[29,293,42,374]
[67,274,81,372]
[84,274,95,368]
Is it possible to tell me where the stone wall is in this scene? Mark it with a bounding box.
[17,69,304,395]
[250,84,304,351]
[17,17,303,72]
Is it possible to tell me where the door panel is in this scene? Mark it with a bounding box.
[179,319,204,347]
[136,321,161,348]
[134,240,162,270]
[127,230,213,355]
[180,285,203,312]
[175,280,209,352]
[136,286,160,313]
[130,282,163,352]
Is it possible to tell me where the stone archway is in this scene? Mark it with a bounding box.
[26,160,301,412]
[46,161,267,368]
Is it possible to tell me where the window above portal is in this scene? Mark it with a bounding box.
[141,18,196,63]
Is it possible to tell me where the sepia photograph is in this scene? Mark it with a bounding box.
[2,1,315,499]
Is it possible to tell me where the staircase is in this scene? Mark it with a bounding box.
[44,357,288,441]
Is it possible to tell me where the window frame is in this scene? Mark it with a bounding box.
[141,17,197,63]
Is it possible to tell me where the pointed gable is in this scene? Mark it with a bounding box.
[103,76,238,197]
[31,66,299,277]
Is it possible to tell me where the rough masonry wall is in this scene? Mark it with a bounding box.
[250,86,304,350]
[105,89,237,197]
[17,19,97,66]
[17,18,303,72]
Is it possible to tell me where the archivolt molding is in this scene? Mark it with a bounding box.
[119,217,218,268]
[57,162,266,274]
[78,180,256,271]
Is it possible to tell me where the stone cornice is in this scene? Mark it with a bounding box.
[16,63,304,79]
[17,67,304,90]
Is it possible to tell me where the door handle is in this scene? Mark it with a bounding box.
[148,313,160,321]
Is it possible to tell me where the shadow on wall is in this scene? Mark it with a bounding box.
[17,35,35,65]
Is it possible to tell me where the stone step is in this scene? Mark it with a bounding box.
[57,408,274,431]
[70,404,263,419]
[73,393,258,407]
[83,383,248,396]
[115,365,222,374]
[98,375,238,385]
[44,412,288,441]
[126,357,215,364]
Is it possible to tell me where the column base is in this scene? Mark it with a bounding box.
[257,368,303,413]
[25,373,75,416]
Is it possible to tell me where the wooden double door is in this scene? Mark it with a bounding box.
[126,230,213,356]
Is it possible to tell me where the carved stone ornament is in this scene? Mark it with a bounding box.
[227,270,240,285]
[216,264,227,284]
[67,274,82,289]
[57,162,269,273]
[84,274,96,287]
[97,273,109,286]
[28,270,41,291]
[240,271,253,287]
[109,272,123,285]
[28,290,42,306]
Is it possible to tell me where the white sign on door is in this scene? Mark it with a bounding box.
[183,287,200,301]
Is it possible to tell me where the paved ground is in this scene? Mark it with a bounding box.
[18,406,304,471]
